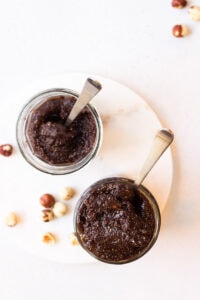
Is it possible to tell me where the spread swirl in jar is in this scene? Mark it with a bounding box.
[26,95,97,165]
[75,177,160,263]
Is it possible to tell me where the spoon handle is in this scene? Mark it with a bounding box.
[66,78,102,126]
[134,129,174,187]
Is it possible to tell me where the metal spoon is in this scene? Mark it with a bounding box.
[65,78,102,126]
[134,129,174,187]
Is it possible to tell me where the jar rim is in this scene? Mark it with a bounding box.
[16,88,103,175]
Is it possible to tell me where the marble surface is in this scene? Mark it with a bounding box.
[0,73,173,264]
[0,1,200,299]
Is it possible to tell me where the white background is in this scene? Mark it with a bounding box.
[0,1,200,299]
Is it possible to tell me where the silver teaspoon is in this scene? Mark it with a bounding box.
[65,78,102,126]
[134,129,174,187]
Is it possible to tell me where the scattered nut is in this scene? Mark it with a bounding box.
[0,144,13,157]
[171,0,187,8]
[53,202,68,217]
[188,6,200,21]
[41,209,54,222]
[60,187,75,200]
[40,193,56,208]
[69,232,79,246]
[42,232,56,244]
[172,24,188,37]
[5,212,18,227]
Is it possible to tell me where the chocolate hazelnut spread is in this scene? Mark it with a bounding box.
[76,177,159,263]
[26,95,97,165]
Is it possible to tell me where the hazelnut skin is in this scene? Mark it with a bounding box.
[172,24,188,37]
[41,209,54,222]
[0,144,13,157]
[40,194,56,208]
[171,0,187,9]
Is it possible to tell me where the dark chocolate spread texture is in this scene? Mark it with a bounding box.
[76,178,156,262]
[26,95,97,165]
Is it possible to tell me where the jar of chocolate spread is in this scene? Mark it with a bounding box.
[16,88,102,174]
[74,177,161,264]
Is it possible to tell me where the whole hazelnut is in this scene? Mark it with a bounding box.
[53,202,68,217]
[188,6,200,21]
[69,232,79,246]
[40,194,56,208]
[60,187,75,200]
[0,144,13,157]
[172,24,188,37]
[41,209,54,222]
[5,212,18,227]
[171,0,187,8]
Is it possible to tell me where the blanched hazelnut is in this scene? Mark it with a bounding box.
[53,202,68,217]
[69,232,79,246]
[42,232,56,244]
[5,212,18,227]
[60,187,75,200]
[40,194,55,208]
[41,209,54,222]
[171,0,187,8]
[172,24,188,37]
[189,6,200,21]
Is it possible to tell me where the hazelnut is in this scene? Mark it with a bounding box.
[188,6,200,21]
[172,24,188,37]
[5,212,18,227]
[41,209,54,222]
[53,202,68,217]
[0,144,13,157]
[60,187,75,200]
[42,232,56,244]
[69,232,79,246]
[171,0,187,8]
[40,193,55,208]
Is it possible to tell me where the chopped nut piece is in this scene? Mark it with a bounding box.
[188,6,200,21]
[40,193,56,208]
[69,233,79,246]
[171,0,187,8]
[172,24,188,37]
[0,144,13,157]
[41,209,54,222]
[60,187,75,200]
[53,202,68,217]
[42,232,56,244]
[5,212,18,227]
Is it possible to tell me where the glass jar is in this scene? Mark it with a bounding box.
[74,177,161,264]
[16,88,102,175]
